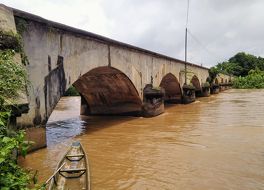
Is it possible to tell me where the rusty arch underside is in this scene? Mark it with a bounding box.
[159,73,182,103]
[191,75,201,91]
[73,66,142,115]
[215,78,219,84]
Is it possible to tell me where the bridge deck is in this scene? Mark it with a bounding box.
[9,5,208,71]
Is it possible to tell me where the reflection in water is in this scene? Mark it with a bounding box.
[46,97,86,146]
[20,90,264,190]
[46,118,86,146]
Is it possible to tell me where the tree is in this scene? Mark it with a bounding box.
[214,52,264,77]
[208,66,220,84]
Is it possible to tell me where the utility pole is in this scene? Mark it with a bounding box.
[185,27,187,85]
[184,0,190,85]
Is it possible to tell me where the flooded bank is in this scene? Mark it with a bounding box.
[19,89,264,190]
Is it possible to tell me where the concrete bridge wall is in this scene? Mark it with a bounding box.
[216,73,233,84]
[11,7,209,126]
[0,5,231,149]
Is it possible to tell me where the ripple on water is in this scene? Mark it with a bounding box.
[20,90,264,190]
[46,118,87,145]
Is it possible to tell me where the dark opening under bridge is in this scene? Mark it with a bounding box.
[0,4,232,150]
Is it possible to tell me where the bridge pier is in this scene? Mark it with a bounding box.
[182,85,196,104]
[142,84,165,117]
[210,84,220,94]
[196,86,211,97]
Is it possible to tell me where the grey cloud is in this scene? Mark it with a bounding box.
[2,0,264,67]
[101,0,264,67]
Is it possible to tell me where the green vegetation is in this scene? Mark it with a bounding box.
[207,66,219,84]
[0,50,30,189]
[233,69,264,89]
[212,52,264,77]
[15,17,29,35]
[64,85,80,96]
[210,52,264,89]
[0,50,27,105]
[0,30,29,65]
[0,32,43,189]
[202,82,210,88]
[182,84,195,90]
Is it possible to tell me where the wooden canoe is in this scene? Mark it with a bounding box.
[46,141,91,190]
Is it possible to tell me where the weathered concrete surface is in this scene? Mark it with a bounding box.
[142,84,165,117]
[0,4,16,32]
[0,4,232,149]
[10,7,210,128]
[182,85,196,104]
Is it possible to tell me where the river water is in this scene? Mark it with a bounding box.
[20,89,264,190]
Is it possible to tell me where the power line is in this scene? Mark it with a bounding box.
[187,29,222,63]
[184,0,223,66]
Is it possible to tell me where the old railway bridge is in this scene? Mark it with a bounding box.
[0,4,232,149]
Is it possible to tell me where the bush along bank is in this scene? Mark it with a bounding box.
[233,69,264,89]
[0,31,44,189]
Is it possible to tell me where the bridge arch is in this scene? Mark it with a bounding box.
[73,66,142,116]
[215,78,219,84]
[191,75,201,91]
[159,73,182,103]
[44,65,142,124]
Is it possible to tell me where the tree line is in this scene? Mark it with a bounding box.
[209,52,264,88]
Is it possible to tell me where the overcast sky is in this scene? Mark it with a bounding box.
[2,0,264,67]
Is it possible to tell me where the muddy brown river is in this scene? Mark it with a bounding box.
[19,89,264,190]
